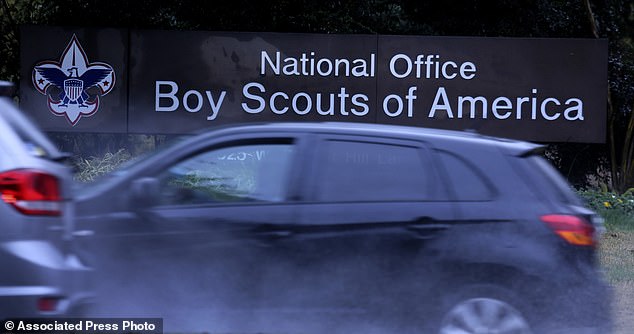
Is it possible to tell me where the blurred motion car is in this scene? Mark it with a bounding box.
[76,122,611,333]
[0,81,92,317]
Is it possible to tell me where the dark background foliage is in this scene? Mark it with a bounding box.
[1,0,633,190]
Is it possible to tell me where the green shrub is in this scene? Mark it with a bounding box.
[73,149,132,182]
[577,189,634,214]
[577,189,634,230]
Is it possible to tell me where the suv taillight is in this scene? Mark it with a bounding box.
[540,214,596,247]
[0,169,62,216]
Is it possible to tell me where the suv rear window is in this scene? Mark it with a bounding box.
[524,155,583,206]
[437,150,495,201]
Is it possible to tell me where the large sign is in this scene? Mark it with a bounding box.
[20,26,608,143]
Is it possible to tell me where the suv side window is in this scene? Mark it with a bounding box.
[437,150,494,201]
[316,139,430,202]
[156,142,294,205]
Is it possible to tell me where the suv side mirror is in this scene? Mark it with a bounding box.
[130,177,160,210]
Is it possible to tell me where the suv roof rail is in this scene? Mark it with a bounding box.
[0,81,16,97]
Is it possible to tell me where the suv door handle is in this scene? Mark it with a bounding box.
[408,216,446,228]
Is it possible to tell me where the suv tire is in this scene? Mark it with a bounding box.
[436,284,533,334]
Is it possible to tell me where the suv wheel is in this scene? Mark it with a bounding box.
[437,285,533,334]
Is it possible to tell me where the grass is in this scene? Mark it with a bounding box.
[599,217,634,334]
[602,209,634,232]
[73,148,132,182]
[601,231,634,282]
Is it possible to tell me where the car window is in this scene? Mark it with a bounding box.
[437,150,494,201]
[316,139,430,202]
[525,155,583,206]
[156,142,294,205]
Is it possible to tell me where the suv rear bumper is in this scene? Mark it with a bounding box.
[0,241,94,317]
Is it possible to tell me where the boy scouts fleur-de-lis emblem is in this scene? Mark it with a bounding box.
[32,35,115,126]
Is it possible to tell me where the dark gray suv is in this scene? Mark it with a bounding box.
[77,122,611,333]
[0,82,92,317]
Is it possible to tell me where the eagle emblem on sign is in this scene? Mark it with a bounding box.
[32,35,115,126]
